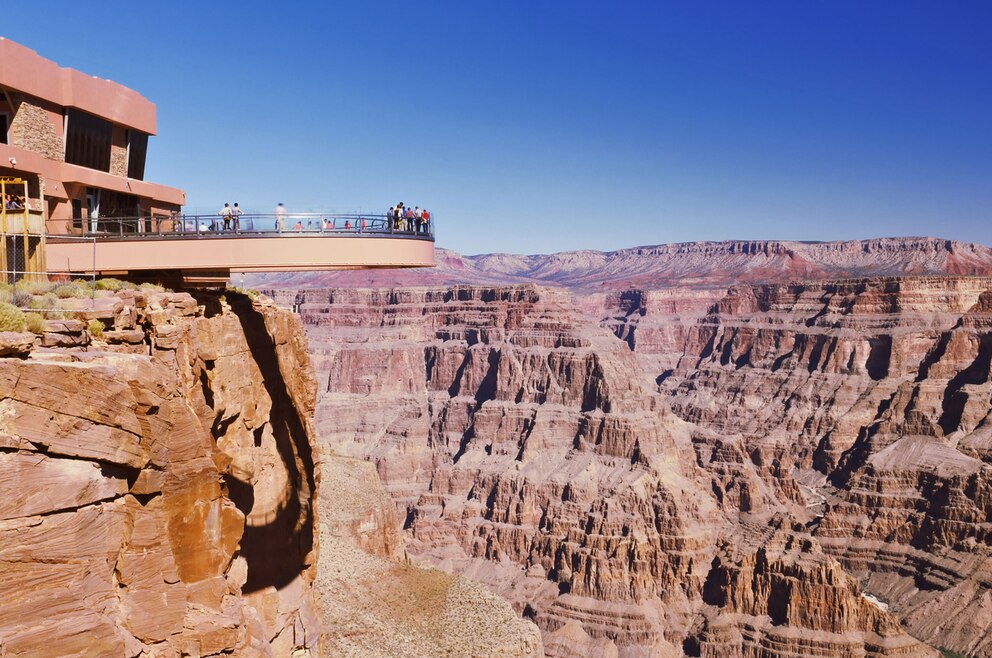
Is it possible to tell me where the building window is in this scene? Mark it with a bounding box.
[71,198,83,230]
[127,131,148,180]
[0,113,7,144]
[65,109,113,171]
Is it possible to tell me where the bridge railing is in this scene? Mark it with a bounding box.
[46,212,435,240]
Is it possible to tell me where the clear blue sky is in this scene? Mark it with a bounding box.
[5,1,990,254]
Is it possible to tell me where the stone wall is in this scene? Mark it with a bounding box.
[109,126,128,177]
[9,96,64,161]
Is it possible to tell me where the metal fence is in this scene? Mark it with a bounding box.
[1,234,99,311]
[0,268,98,313]
[46,212,436,240]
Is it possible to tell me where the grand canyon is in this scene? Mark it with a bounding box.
[6,237,992,656]
[263,237,992,657]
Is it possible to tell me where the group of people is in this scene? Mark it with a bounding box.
[205,201,433,234]
[388,202,431,233]
[3,194,25,211]
[217,202,245,231]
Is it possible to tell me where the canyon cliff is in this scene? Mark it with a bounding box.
[0,286,543,657]
[289,276,992,656]
[0,289,321,656]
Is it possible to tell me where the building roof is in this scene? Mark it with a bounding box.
[0,37,157,134]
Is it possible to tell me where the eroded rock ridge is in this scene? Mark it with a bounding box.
[296,281,990,656]
[0,290,320,656]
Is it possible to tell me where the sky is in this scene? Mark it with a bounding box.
[4,1,991,254]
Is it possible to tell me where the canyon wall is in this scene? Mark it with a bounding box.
[298,283,964,657]
[612,276,992,656]
[253,237,992,292]
[0,289,320,656]
[0,286,547,657]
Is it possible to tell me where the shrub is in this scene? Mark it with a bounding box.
[0,302,26,332]
[138,282,167,292]
[72,278,94,290]
[53,283,83,299]
[87,319,106,338]
[226,286,261,302]
[95,278,126,291]
[24,312,46,334]
[12,291,32,308]
[14,279,55,296]
[28,294,58,310]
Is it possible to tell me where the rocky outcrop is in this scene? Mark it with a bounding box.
[300,284,936,657]
[0,289,320,656]
[612,276,992,656]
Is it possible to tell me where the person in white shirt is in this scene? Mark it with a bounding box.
[231,203,244,231]
[275,203,287,232]
[219,203,232,231]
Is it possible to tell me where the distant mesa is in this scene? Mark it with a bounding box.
[248,236,992,291]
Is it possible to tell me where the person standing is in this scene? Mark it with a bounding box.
[219,203,232,231]
[275,203,287,232]
[414,206,423,233]
[231,203,243,232]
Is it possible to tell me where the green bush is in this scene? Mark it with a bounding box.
[94,278,126,291]
[14,279,55,296]
[71,278,95,290]
[138,282,167,292]
[28,294,58,310]
[0,302,26,332]
[24,312,46,334]
[87,319,105,338]
[226,285,261,302]
[53,283,83,299]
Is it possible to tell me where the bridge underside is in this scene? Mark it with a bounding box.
[46,234,435,286]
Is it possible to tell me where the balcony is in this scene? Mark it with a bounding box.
[1,208,45,234]
[45,213,435,285]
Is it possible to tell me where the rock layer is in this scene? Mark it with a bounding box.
[616,276,992,656]
[254,237,992,292]
[299,284,941,657]
[0,289,320,657]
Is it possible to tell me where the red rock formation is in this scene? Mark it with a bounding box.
[616,276,992,656]
[0,289,320,656]
[253,237,992,292]
[300,283,938,657]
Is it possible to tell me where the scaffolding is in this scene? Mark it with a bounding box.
[0,176,46,281]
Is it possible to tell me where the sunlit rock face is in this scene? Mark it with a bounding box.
[0,290,319,656]
[298,283,947,657]
[614,276,992,657]
[252,237,992,292]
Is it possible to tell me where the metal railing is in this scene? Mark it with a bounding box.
[45,212,435,241]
